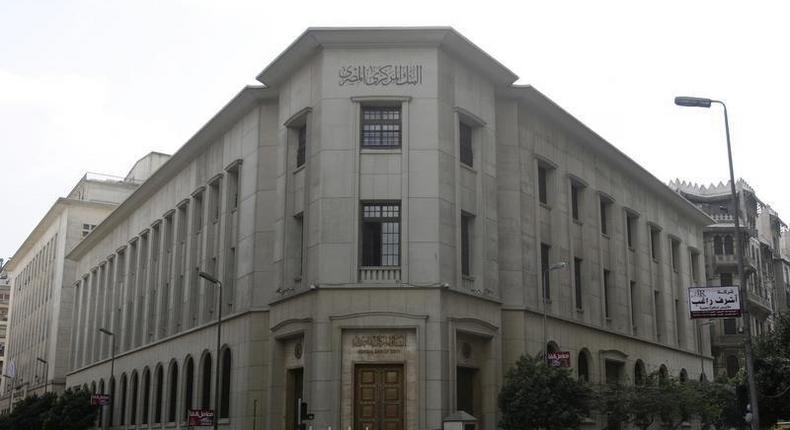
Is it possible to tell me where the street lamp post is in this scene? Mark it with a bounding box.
[98,328,115,430]
[198,271,223,430]
[675,96,760,430]
[35,357,47,394]
[542,261,567,365]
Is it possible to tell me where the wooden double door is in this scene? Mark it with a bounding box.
[354,364,405,430]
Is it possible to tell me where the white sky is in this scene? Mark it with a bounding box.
[1,0,788,260]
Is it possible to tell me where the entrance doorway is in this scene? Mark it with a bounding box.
[354,364,404,430]
[286,368,304,430]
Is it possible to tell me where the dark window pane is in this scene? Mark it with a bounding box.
[460,123,473,166]
[538,166,548,204]
[574,258,583,310]
[541,243,551,300]
[456,367,478,415]
[361,106,401,148]
[571,185,580,220]
[723,318,737,335]
[604,270,611,318]
[296,126,306,167]
[361,202,400,267]
[600,199,609,235]
[461,215,472,276]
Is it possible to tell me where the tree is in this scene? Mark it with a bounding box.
[499,354,593,430]
[42,387,98,430]
[753,312,790,426]
[0,392,57,430]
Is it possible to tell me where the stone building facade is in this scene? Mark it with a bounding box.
[0,153,168,411]
[64,28,714,430]
[671,179,786,379]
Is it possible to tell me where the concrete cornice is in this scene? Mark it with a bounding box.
[256,27,519,87]
[6,198,118,272]
[500,85,714,228]
[67,85,276,261]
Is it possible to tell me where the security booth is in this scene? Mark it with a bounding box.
[443,411,477,430]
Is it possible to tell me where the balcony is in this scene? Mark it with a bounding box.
[747,291,772,315]
[359,266,401,283]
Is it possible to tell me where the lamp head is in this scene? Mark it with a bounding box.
[98,328,114,336]
[675,96,712,108]
[198,271,220,284]
[549,262,568,271]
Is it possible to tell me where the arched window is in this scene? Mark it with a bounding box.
[699,372,708,382]
[168,361,179,423]
[130,372,139,425]
[98,379,105,425]
[547,341,559,355]
[201,353,213,409]
[726,355,740,378]
[120,373,128,425]
[577,349,590,382]
[714,236,723,255]
[142,368,150,425]
[109,377,116,427]
[91,381,96,394]
[724,236,734,255]
[659,364,668,385]
[220,347,232,418]
[184,357,195,421]
[634,360,646,386]
[154,365,163,424]
[679,368,688,383]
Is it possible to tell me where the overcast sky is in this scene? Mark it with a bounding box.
[1,0,788,260]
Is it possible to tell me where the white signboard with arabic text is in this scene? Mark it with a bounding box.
[688,286,741,318]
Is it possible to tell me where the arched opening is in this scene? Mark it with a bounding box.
[726,355,740,378]
[91,381,96,394]
[120,373,128,425]
[699,372,708,383]
[634,360,646,386]
[577,349,590,382]
[679,368,688,383]
[168,361,179,423]
[658,364,668,385]
[724,236,734,255]
[220,347,232,418]
[201,352,213,409]
[184,356,195,421]
[130,372,139,425]
[154,365,163,424]
[142,368,150,425]
[109,377,115,427]
[546,341,559,355]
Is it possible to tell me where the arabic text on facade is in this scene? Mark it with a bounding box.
[338,65,423,86]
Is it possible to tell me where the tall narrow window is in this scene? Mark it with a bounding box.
[600,197,611,235]
[120,374,128,425]
[650,226,660,260]
[654,291,663,341]
[361,202,401,267]
[724,235,734,255]
[228,164,240,211]
[541,243,551,301]
[296,125,307,168]
[168,362,178,423]
[184,357,194,421]
[626,213,637,248]
[690,250,700,283]
[220,348,231,418]
[723,318,737,334]
[142,369,150,425]
[714,236,723,255]
[675,299,684,346]
[574,258,583,310]
[461,213,473,277]
[294,213,304,279]
[538,166,549,205]
[571,182,582,221]
[459,122,473,167]
[130,373,138,425]
[603,269,612,318]
[361,105,401,148]
[671,239,681,272]
[154,367,163,424]
[456,367,478,415]
[201,354,212,409]
[630,281,638,331]
[720,273,733,286]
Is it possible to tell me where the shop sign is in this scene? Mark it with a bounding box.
[689,286,741,318]
[547,351,571,368]
[188,409,215,426]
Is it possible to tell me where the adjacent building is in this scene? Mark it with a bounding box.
[0,261,10,378]
[671,179,787,379]
[0,153,169,410]
[62,28,715,430]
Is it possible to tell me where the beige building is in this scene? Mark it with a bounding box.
[0,153,168,410]
[64,28,714,430]
[671,179,787,379]
[0,261,10,378]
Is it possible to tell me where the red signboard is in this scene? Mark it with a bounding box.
[90,394,111,406]
[188,409,215,426]
[548,351,571,368]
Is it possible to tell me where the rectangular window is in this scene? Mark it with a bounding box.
[626,213,637,248]
[541,243,551,301]
[209,180,222,223]
[571,183,582,221]
[574,258,583,310]
[459,122,473,167]
[296,125,306,168]
[600,198,611,235]
[720,272,733,286]
[654,290,663,341]
[227,165,240,212]
[650,227,660,260]
[690,250,699,282]
[671,239,680,271]
[675,299,684,346]
[723,318,737,335]
[361,202,401,267]
[538,166,549,205]
[294,213,304,278]
[603,269,611,318]
[461,213,473,276]
[628,281,639,334]
[361,105,401,148]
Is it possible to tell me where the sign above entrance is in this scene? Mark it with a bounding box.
[339,65,423,86]
[352,334,407,355]
[547,351,571,368]
[688,286,742,318]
